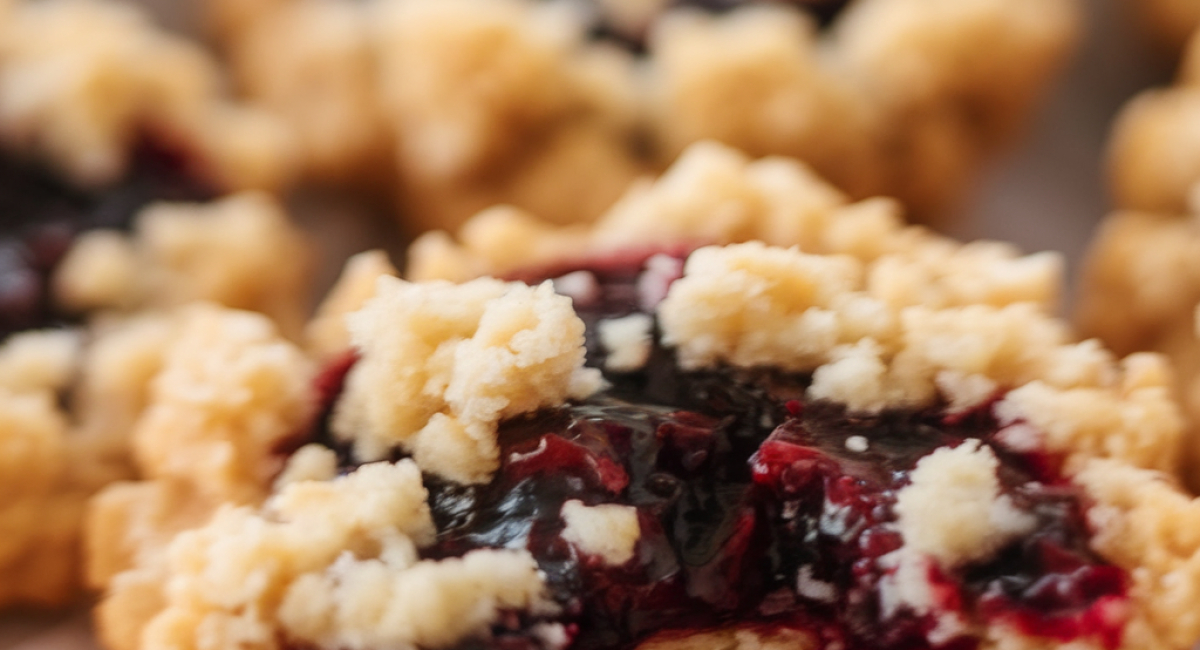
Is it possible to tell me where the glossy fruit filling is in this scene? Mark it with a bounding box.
[313,249,1128,650]
[0,141,215,339]
[581,0,852,50]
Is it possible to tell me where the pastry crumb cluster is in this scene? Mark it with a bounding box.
[332,277,602,483]
[0,0,294,191]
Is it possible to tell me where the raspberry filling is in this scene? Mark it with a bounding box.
[0,140,215,339]
[582,0,851,50]
[313,250,1128,650]
[674,0,851,25]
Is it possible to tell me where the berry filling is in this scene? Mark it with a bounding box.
[312,249,1128,650]
[0,140,215,339]
[579,0,852,50]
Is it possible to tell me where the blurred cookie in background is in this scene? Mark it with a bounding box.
[0,0,312,608]
[205,0,1081,232]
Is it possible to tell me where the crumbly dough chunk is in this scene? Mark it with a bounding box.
[333,276,602,483]
[208,0,1074,229]
[217,0,388,182]
[895,441,1034,568]
[305,249,398,360]
[409,141,1062,314]
[1077,210,1200,480]
[1076,460,1200,649]
[3,300,314,608]
[561,500,641,566]
[54,192,313,338]
[0,385,75,605]
[208,0,644,230]
[87,305,316,647]
[0,319,165,606]
[118,461,553,650]
[131,303,315,504]
[0,0,294,191]
[660,242,1182,477]
[1129,0,1200,56]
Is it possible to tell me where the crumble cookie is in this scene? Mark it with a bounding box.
[1108,28,1200,214]
[92,214,1200,648]
[207,0,1075,230]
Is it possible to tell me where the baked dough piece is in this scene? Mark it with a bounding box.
[90,143,1200,650]
[0,0,294,192]
[1076,210,1200,481]
[647,0,1080,221]
[207,0,1078,229]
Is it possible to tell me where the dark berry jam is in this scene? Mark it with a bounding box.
[672,0,851,26]
[582,0,852,50]
[314,248,1128,650]
[0,140,215,340]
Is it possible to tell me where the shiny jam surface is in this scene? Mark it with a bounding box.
[0,141,214,339]
[314,250,1128,650]
[582,0,852,50]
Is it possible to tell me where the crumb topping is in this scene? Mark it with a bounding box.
[560,499,641,566]
[0,328,80,393]
[896,441,1035,568]
[137,461,554,650]
[652,242,1182,477]
[1076,460,1200,648]
[408,143,1062,318]
[132,304,315,503]
[333,277,603,484]
[0,0,293,190]
[305,250,398,360]
[372,0,643,230]
[597,313,654,372]
[54,192,312,338]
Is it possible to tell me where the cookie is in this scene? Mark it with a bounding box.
[207,0,1078,230]
[0,0,312,607]
[89,144,1200,650]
